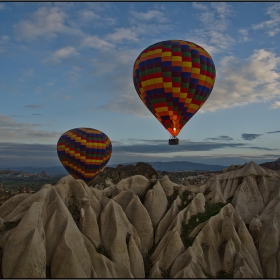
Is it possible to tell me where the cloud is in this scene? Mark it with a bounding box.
[32,113,42,116]
[77,9,116,26]
[205,136,234,141]
[0,142,60,168]
[202,49,280,112]
[192,2,232,30]
[19,68,34,83]
[271,101,280,109]
[81,35,114,49]
[252,3,280,37]
[188,2,234,53]
[14,6,83,40]
[88,48,150,116]
[241,133,263,141]
[129,10,168,23]
[44,46,79,63]
[192,2,207,11]
[11,115,28,118]
[0,3,5,10]
[0,114,61,143]
[24,104,43,109]
[246,146,277,151]
[113,140,246,154]
[106,27,138,42]
[0,35,10,53]
[267,130,280,134]
[0,140,277,168]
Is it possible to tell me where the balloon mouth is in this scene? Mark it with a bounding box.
[167,127,180,137]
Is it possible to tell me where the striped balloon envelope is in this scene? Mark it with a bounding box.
[133,40,216,137]
[57,128,112,184]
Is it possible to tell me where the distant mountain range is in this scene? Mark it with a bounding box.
[0,161,228,175]
[108,161,228,172]
[1,158,279,175]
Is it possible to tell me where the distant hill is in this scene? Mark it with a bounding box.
[0,161,228,175]
[108,161,228,172]
[259,158,280,170]
[0,166,68,176]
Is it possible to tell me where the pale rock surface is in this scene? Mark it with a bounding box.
[0,161,279,278]
[149,261,163,278]
[171,204,263,278]
[151,229,185,270]
[163,193,205,236]
[158,175,177,196]
[144,181,168,230]
[116,175,150,196]
[100,199,141,275]
[155,195,182,244]
[113,189,154,256]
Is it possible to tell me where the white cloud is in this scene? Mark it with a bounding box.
[81,35,114,49]
[14,6,83,40]
[67,65,82,81]
[19,68,34,83]
[188,2,234,53]
[192,2,207,11]
[88,48,150,116]
[193,2,232,32]
[0,114,60,143]
[0,35,10,53]
[106,27,138,42]
[252,3,280,37]
[0,3,5,10]
[130,10,168,23]
[238,28,248,36]
[202,49,280,112]
[42,46,79,63]
[78,9,116,26]
[271,101,280,109]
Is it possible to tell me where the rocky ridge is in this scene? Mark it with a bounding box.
[259,157,280,170]
[0,161,279,278]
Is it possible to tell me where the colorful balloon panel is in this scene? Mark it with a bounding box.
[133,40,216,137]
[57,128,112,183]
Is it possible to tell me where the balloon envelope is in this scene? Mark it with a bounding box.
[133,40,216,137]
[57,127,112,183]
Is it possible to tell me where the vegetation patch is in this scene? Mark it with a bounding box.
[166,189,179,211]
[143,243,157,278]
[68,194,80,226]
[180,202,226,248]
[177,190,192,211]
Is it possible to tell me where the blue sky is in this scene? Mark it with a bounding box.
[0,2,280,168]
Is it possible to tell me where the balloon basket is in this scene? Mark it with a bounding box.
[169,137,179,145]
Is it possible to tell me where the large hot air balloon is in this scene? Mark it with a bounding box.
[57,127,112,183]
[133,40,216,145]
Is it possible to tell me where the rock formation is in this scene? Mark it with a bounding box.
[89,162,158,189]
[260,157,280,170]
[0,161,279,278]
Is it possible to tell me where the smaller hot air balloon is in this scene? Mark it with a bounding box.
[57,127,112,184]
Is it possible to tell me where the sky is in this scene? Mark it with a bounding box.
[0,1,280,168]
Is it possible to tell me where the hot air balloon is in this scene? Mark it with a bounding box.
[57,127,112,184]
[133,40,216,145]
